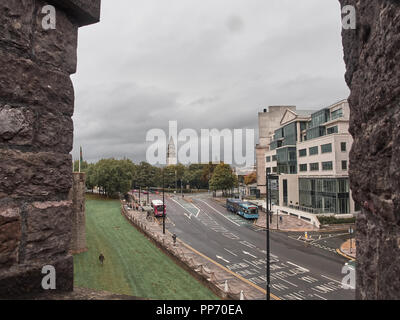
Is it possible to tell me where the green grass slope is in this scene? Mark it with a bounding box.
[73,195,219,300]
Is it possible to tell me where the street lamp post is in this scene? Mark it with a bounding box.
[266,172,271,301]
[139,186,141,206]
[162,168,166,235]
[147,185,150,204]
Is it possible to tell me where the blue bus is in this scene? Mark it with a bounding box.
[226,199,259,220]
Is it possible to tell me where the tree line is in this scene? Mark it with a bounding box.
[74,159,239,198]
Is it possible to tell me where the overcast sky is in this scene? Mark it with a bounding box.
[71,0,349,165]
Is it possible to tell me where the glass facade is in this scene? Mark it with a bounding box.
[283,122,297,146]
[331,108,343,120]
[277,147,297,174]
[327,126,338,134]
[306,126,326,140]
[299,178,350,214]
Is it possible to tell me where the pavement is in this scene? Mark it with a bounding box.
[253,210,319,232]
[339,238,356,260]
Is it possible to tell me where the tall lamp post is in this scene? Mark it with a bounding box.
[162,168,166,234]
[266,172,271,301]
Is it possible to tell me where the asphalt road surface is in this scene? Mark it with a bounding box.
[138,192,355,300]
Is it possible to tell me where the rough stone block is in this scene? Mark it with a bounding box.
[0,254,74,297]
[0,105,73,153]
[0,0,35,50]
[0,203,21,268]
[0,105,35,146]
[36,111,74,153]
[0,150,73,199]
[24,201,72,263]
[0,51,74,116]
[33,0,79,74]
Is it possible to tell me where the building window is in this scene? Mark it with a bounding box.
[266,167,271,174]
[327,126,338,134]
[266,156,271,162]
[299,149,307,157]
[322,161,333,171]
[299,164,307,172]
[272,155,277,161]
[321,143,332,154]
[341,142,347,152]
[331,108,343,120]
[342,160,348,170]
[310,163,319,171]
[309,146,318,156]
[272,167,277,173]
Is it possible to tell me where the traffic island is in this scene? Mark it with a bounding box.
[338,239,356,260]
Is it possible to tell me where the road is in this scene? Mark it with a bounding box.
[137,192,355,300]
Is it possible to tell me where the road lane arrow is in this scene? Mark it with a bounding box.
[216,255,230,263]
[243,251,257,259]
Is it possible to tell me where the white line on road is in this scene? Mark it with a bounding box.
[171,198,199,219]
[313,294,328,300]
[286,261,310,272]
[243,259,262,270]
[216,255,230,263]
[224,248,238,257]
[320,275,355,290]
[243,251,258,259]
[273,274,298,287]
[197,200,241,227]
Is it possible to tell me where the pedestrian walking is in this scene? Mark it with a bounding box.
[99,253,105,266]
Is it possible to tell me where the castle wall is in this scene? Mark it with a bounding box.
[68,173,87,254]
[339,0,400,299]
[0,0,100,297]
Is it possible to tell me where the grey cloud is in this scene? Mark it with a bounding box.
[71,0,349,164]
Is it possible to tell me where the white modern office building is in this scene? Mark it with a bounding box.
[259,100,359,225]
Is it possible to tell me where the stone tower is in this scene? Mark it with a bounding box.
[167,136,177,165]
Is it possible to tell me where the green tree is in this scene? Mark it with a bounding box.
[209,163,238,196]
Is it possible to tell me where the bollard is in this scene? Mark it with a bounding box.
[240,290,245,300]
[224,280,229,293]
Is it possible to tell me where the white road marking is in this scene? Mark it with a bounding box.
[286,261,310,272]
[216,255,230,263]
[243,259,262,270]
[224,248,238,257]
[197,200,241,226]
[171,198,199,218]
[273,274,298,287]
[320,275,354,289]
[243,251,258,259]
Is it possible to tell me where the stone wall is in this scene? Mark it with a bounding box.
[68,172,87,254]
[0,0,100,297]
[339,0,400,299]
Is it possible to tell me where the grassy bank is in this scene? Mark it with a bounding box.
[73,194,219,300]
